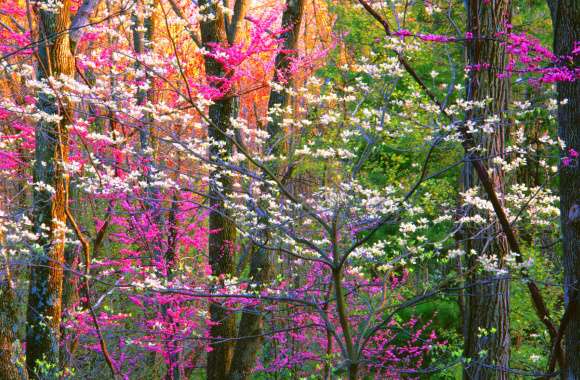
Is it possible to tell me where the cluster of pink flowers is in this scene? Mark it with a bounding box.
[503,33,579,83]
[198,8,288,99]
[391,27,579,84]
[563,148,579,167]
[392,29,456,43]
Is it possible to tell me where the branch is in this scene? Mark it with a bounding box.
[356,0,560,353]
[166,0,202,47]
[227,0,249,44]
[546,287,578,378]
[65,206,118,379]
[70,0,103,45]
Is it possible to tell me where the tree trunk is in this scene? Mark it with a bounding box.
[463,0,511,378]
[26,0,75,377]
[199,2,240,378]
[59,243,80,370]
[547,0,580,378]
[0,231,27,380]
[228,1,305,379]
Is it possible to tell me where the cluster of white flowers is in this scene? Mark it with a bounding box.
[352,56,404,78]
[505,184,559,227]
[32,180,57,195]
[384,36,421,54]
[478,253,508,275]
[425,3,442,15]
[0,212,37,247]
[460,188,495,223]
[196,0,221,22]
[36,0,64,12]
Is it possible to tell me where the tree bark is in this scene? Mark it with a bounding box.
[199,1,241,378]
[228,1,305,379]
[70,0,103,48]
[59,243,79,370]
[0,231,27,380]
[547,0,580,378]
[26,0,75,377]
[463,0,511,378]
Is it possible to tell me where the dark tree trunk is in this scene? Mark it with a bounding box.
[199,1,242,378]
[0,232,27,380]
[59,243,80,369]
[205,94,238,380]
[26,0,75,377]
[547,0,580,378]
[463,0,511,378]
[228,1,305,379]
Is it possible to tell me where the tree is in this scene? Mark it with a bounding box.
[25,0,102,376]
[0,227,27,380]
[25,0,76,376]
[547,0,580,378]
[198,1,247,378]
[228,1,306,379]
[462,0,512,378]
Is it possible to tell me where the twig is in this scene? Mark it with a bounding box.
[65,206,118,379]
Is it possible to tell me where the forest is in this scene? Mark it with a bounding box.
[0,0,578,379]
